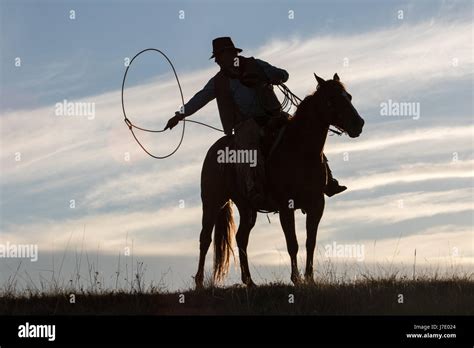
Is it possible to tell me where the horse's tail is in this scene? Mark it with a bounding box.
[213,200,236,282]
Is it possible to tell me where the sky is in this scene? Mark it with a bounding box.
[0,0,473,290]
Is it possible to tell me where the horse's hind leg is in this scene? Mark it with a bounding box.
[235,202,257,287]
[195,202,219,289]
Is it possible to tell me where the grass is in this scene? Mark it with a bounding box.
[1,267,472,315]
[1,239,472,315]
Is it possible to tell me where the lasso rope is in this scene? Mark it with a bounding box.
[121,48,223,159]
[122,49,340,160]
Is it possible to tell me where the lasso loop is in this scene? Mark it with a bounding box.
[121,48,223,160]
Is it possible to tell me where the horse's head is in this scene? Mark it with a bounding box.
[314,73,364,138]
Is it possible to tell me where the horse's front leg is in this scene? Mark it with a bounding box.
[279,207,301,285]
[305,195,325,283]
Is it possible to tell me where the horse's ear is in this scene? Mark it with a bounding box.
[314,73,325,85]
[333,73,340,81]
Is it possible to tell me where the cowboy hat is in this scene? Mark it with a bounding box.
[210,37,242,59]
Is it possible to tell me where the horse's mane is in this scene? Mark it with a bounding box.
[290,80,346,122]
[290,94,314,121]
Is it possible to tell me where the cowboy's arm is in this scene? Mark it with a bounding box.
[255,59,289,85]
[164,78,215,130]
[180,77,216,117]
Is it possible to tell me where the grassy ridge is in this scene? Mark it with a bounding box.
[1,278,473,315]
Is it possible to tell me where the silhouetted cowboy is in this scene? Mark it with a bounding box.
[165,37,346,204]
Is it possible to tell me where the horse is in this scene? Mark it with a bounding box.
[194,73,365,288]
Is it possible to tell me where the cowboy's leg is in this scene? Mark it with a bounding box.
[255,126,265,191]
[234,123,251,197]
[248,120,266,204]
[235,119,264,206]
[323,153,347,197]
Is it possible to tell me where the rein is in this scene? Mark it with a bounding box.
[277,83,344,136]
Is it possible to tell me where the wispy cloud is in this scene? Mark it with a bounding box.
[326,125,473,155]
[1,18,472,277]
[345,160,473,191]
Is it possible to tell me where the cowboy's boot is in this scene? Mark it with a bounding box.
[247,148,268,208]
[324,161,347,197]
[248,187,266,208]
[247,164,267,208]
[246,174,266,208]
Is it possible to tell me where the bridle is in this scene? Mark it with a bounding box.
[278,83,344,136]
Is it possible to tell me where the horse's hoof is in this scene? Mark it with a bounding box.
[245,280,257,288]
[291,274,302,285]
[194,274,204,290]
[242,275,256,288]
